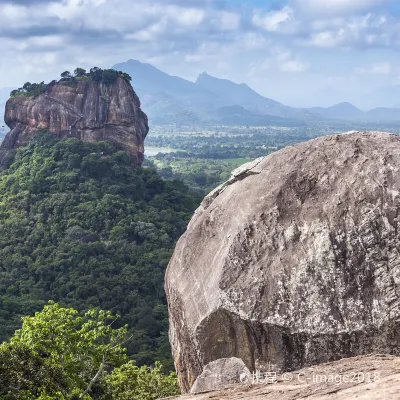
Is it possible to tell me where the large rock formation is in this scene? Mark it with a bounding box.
[1,77,148,166]
[165,131,400,392]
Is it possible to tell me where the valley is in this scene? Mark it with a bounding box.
[143,121,400,195]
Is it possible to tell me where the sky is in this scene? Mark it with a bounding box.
[1,0,400,109]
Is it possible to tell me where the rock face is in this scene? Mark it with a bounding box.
[165,131,400,392]
[164,355,400,400]
[190,358,251,394]
[1,77,148,166]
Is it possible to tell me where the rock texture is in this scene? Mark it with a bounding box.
[190,358,251,394]
[165,131,400,392]
[163,355,400,400]
[1,77,148,166]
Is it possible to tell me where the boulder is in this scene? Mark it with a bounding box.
[1,76,148,166]
[190,357,251,394]
[165,131,400,392]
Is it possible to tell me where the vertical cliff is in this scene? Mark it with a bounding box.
[1,76,149,166]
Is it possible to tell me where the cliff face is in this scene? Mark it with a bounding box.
[1,77,148,165]
[165,131,400,392]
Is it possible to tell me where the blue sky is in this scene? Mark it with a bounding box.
[1,0,400,108]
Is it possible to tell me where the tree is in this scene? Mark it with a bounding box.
[74,68,87,77]
[0,302,181,399]
[105,361,180,400]
[0,341,68,399]
[5,302,129,399]
[61,71,72,79]
[119,72,132,82]
[89,67,103,82]
[22,82,32,92]
[101,69,118,85]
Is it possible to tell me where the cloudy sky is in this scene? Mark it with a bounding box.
[1,0,400,108]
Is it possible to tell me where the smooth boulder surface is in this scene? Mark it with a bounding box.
[190,357,251,394]
[165,131,400,392]
[1,77,148,166]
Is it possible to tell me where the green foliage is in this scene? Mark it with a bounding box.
[0,132,200,369]
[0,340,68,399]
[10,82,47,98]
[74,68,87,77]
[9,68,133,99]
[101,70,119,85]
[106,361,180,400]
[0,302,179,399]
[147,155,250,196]
[61,71,72,79]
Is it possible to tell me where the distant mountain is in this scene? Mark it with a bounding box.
[112,60,306,124]
[196,72,280,109]
[112,59,400,126]
[309,102,364,120]
[195,72,312,120]
[366,107,400,121]
[215,105,304,127]
[113,60,231,111]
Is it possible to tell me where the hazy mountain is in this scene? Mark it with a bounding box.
[195,72,312,120]
[196,72,280,109]
[112,60,308,124]
[366,107,400,121]
[113,60,231,111]
[112,59,400,126]
[215,105,304,127]
[309,102,364,120]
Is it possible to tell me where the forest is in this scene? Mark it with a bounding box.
[0,132,201,377]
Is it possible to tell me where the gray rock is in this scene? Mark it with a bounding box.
[190,357,251,394]
[161,355,400,400]
[165,131,400,392]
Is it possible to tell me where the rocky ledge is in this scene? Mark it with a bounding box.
[163,355,400,400]
[166,131,400,392]
[1,76,148,166]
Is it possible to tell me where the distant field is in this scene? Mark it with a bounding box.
[147,155,252,195]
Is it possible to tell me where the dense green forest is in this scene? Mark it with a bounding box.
[0,132,201,370]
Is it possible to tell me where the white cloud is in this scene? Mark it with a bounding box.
[218,11,240,31]
[252,6,294,32]
[291,0,389,16]
[247,48,309,78]
[354,62,392,75]
[276,50,309,73]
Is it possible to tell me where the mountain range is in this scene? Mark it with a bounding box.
[113,60,400,126]
[0,63,399,130]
